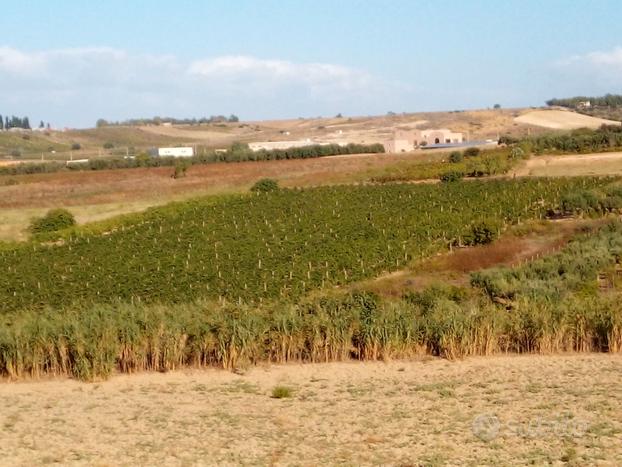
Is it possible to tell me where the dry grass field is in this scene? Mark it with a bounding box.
[0,107,541,161]
[0,152,446,241]
[1,355,620,466]
[2,148,620,242]
[514,152,622,177]
[514,110,620,130]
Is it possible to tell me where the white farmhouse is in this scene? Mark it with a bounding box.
[157,147,194,157]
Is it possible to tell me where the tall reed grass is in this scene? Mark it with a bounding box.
[1,291,620,380]
[3,219,622,380]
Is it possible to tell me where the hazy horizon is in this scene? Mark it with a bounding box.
[1,0,621,128]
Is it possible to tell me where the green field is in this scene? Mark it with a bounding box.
[1,178,612,312]
[2,211,622,380]
[2,177,622,379]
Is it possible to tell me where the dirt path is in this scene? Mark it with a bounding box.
[0,354,620,466]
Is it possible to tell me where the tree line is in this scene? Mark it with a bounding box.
[0,115,52,131]
[500,124,622,154]
[0,115,31,130]
[0,142,385,176]
[96,114,240,127]
[546,94,622,108]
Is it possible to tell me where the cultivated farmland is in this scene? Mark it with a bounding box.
[0,178,612,312]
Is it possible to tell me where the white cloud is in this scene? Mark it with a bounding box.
[585,47,622,67]
[0,46,400,127]
[550,46,622,96]
[555,46,622,70]
[188,55,373,93]
[0,46,45,74]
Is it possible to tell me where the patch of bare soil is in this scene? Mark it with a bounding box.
[0,153,429,210]
[363,218,596,297]
[0,354,620,465]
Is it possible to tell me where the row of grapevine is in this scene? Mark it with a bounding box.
[0,177,614,312]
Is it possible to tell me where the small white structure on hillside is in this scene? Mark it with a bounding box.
[248,140,345,152]
[384,129,464,153]
[158,147,194,157]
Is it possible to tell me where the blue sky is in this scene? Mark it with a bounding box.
[1,0,621,127]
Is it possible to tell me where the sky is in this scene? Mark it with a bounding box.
[1,0,622,128]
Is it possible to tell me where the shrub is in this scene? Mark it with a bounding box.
[509,147,526,160]
[172,160,189,179]
[464,147,481,158]
[439,170,464,183]
[271,385,293,399]
[71,143,81,150]
[449,151,463,163]
[251,178,279,192]
[103,142,114,149]
[463,220,500,246]
[560,191,600,214]
[601,196,622,212]
[29,208,76,234]
[10,149,22,158]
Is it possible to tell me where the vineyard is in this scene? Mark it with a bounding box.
[0,178,615,312]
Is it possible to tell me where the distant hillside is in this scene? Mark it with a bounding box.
[96,114,239,127]
[547,94,622,122]
[1,108,548,160]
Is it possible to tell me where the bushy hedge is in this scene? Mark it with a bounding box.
[499,125,622,155]
[0,143,385,177]
[448,151,463,163]
[29,208,76,234]
[558,185,622,215]
[251,178,279,192]
[439,170,464,182]
[471,220,622,302]
[547,94,622,108]
[462,220,500,246]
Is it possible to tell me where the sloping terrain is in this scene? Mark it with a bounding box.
[0,107,536,160]
[513,151,622,177]
[515,109,620,130]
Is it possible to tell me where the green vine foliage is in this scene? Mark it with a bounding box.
[0,177,614,312]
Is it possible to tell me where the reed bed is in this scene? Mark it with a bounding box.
[1,292,620,381]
